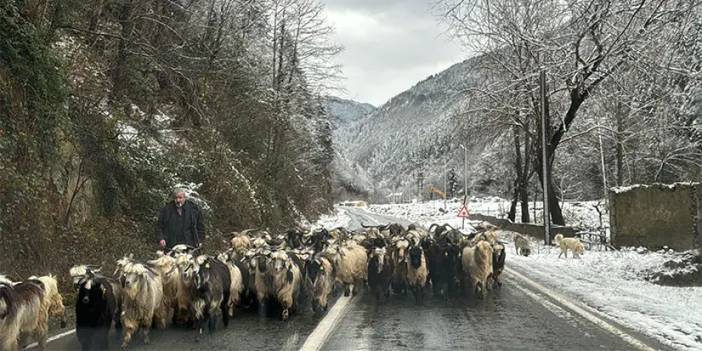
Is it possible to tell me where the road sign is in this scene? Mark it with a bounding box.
[457,205,469,218]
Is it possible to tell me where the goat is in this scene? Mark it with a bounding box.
[514,234,532,256]
[424,237,461,298]
[327,242,367,297]
[222,260,244,319]
[390,238,410,295]
[173,253,196,325]
[1,278,43,351]
[71,265,122,329]
[490,242,506,288]
[405,245,429,305]
[32,275,66,329]
[147,252,180,323]
[218,249,254,310]
[75,271,117,351]
[0,275,21,351]
[185,255,231,339]
[264,250,302,320]
[69,265,102,288]
[559,238,585,258]
[472,230,498,246]
[367,247,393,302]
[305,254,335,313]
[306,228,332,253]
[0,275,65,351]
[230,231,254,256]
[117,259,168,349]
[285,228,307,249]
[462,241,493,299]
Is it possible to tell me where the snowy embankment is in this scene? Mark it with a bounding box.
[367,201,702,351]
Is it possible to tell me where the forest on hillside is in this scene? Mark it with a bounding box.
[441,0,702,224]
[0,0,339,277]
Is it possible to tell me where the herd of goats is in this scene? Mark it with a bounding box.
[0,221,586,351]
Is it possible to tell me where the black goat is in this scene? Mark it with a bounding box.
[76,272,117,351]
[491,242,507,288]
[367,247,393,302]
[189,256,231,339]
[425,238,461,299]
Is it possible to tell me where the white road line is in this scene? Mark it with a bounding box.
[506,267,655,351]
[24,329,76,350]
[299,294,357,351]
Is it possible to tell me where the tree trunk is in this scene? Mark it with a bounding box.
[615,102,625,186]
[509,124,521,222]
[519,181,530,223]
[508,185,517,222]
[112,0,133,98]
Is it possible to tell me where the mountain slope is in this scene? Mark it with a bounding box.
[326,96,375,126]
[325,96,377,199]
[335,56,490,200]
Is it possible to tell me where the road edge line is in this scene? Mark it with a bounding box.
[299,294,356,351]
[24,328,76,350]
[505,267,655,351]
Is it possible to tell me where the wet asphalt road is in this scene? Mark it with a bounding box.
[323,274,636,351]
[41,207,665,351]
[44,303,325,350]
[342,207,414,230]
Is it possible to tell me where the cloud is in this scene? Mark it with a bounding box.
[321,0,466,106]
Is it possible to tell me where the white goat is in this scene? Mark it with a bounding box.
[462,241,493,299]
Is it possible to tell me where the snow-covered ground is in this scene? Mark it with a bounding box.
[312,206,352,229]
[365,200,702,350]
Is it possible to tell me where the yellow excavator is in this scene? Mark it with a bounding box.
[427,185,446,199]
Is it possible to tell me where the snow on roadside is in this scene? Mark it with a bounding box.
[312,206,351,229]
[503,235,702,350]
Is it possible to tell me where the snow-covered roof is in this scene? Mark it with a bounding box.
[610,182,701,194]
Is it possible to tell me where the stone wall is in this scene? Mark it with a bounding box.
[468,213,580,241]
[609,182,701,250]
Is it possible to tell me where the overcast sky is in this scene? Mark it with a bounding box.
[321,0,466,106]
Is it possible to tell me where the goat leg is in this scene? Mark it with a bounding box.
[121,322,136,349]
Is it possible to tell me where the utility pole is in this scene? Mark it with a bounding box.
[459,144,468,201]
[443,163,448,210]
[540,70,551,245]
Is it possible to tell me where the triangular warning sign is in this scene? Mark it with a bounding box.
[457,206,469,218]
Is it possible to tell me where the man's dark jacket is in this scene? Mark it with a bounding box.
[157,200,204,248]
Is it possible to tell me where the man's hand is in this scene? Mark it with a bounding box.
[159,239,166,248]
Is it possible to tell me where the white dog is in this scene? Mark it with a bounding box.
[558,237,584,258]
